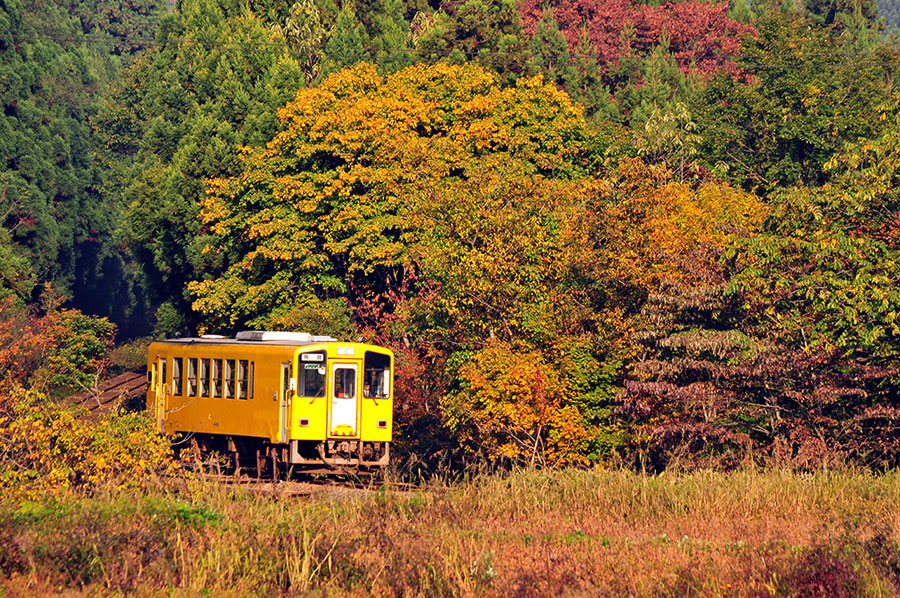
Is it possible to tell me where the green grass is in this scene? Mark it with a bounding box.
[2,468,900,596]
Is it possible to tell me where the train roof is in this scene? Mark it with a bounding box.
[154,331,349,347]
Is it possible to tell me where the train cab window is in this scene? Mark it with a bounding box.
[161,359,168,385]
[173,358,183,396]
[200,358,211,397]
[188,358,198,397]
[212,359,222,398]
[298,351,326,397]
[363,351,391,399]
[333,368,356,399]
[238,360,249,400]
[224,359,235,399]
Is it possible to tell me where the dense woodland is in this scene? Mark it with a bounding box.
[2,0,900,487]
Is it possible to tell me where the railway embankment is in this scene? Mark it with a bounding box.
[2,468,899,597]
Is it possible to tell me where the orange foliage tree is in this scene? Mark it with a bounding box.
[443,341,593,466]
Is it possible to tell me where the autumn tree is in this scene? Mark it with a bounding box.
[519,0,754,76]
[191,62,630,463]
[617,121,900,469]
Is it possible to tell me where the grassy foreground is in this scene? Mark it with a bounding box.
[2,468,900,597]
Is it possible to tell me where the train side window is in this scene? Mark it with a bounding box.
[172,357,183,396]
[238,360,249,400]
[212,359,222,398]
[249,361,255,399]
[363,351,391,399]
[188,358,198,397]
[200,358,210,397]
[298,351,326,397]
[161,359,168,386]
[333,367,356,399]
[224,359,235,399]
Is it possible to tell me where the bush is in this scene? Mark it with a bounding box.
[0,387,178,501]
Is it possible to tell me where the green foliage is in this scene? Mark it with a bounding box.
[69,0,166,55]
[733,118,900,357]
[99,0,308,332]
[273,0,328,83]
[528,8,575,90]
[694,10,900,192]
[0,0,145,333]
[320,3,371,76]
[728,0,759,24]
[415,0,530,85]
[567,26,619,122]
[0,224,36,301]
[372,0,415,73]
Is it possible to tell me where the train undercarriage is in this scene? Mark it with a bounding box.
[181,433,390,477]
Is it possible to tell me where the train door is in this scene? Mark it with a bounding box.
[155,357,167,433]
[329,362,359,437]
[279,362,291,442]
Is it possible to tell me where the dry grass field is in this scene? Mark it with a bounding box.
[2,468,900,597]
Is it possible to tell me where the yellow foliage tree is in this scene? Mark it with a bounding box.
[190,63,590,332]
[443,341,594,466]
[566,158,768,305]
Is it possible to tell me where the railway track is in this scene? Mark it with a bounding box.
[64,370,147,420]
[195,471,427,498]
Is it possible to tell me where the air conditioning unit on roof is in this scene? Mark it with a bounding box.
[236,331,311,342]
[234,331,339,343]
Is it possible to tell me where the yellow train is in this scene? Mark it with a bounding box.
[146,331,393,473]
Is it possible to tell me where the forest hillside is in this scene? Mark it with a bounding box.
[1,0,900,477]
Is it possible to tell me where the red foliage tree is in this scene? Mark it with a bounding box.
[520,0,755,76]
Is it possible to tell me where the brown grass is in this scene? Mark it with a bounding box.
[2,468,900,597]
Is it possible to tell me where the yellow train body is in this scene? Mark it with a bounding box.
[146,331,393,470]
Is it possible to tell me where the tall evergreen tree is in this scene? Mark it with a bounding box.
[0,0,148,334]
[528,8,575,90]
[98,0,308,335]
[728,0,758,23]
[568,25,619,122]
[617,30,692,128]
[415,0,529,85]
[321,3,371,76]
[372,0,414,73]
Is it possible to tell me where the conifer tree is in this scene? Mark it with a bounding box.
[98,0,308,335]
[415,0,529,85]
[321,3,371,76]
[568,25,619,122]
[528,8,575,90]
[0,0,147,333]
[620,31,690,128]
[729,0,757,24]
[372,0,414,73]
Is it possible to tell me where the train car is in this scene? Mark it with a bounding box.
[146,331,393,472]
